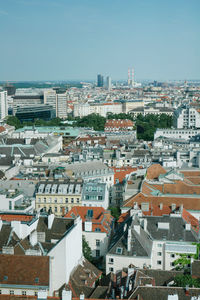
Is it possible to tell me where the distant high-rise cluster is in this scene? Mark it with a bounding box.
[97,74,112,90]
[97,74,104,87]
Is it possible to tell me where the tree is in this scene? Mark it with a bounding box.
[173,274,200,288]
[108,206,121,220]
[6,116,22,129]
[82,236,92,261]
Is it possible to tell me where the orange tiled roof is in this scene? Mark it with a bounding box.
[142,180,200,196]
[117,211,130,223]
[123,192,200,211]
[0,126,5,133]
[182,208,199,233]
[64,206,114,233]
[112,167,138,184]
[0,214,34,222]
[146,164,167,180]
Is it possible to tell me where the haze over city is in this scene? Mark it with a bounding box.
[0,0,200,81]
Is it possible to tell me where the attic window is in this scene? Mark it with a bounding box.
[95,228,101,232]
[3,276,8,281]
[116,247,123,254]
[35,277,39,283]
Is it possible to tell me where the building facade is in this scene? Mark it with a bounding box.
[35,179,83,215]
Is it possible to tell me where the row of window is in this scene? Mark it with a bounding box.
[38,197,80,204]
[38,205,68,213]
[0,291,38,296]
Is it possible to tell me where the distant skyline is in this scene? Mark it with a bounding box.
[0,0,200,81]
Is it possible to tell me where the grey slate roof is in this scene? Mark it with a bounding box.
[145,215,198,242]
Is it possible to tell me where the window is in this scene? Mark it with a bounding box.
[157,261,162,265]
[157,243,162,247]
[35,277,39,283]
[65,198,68,203]
[109,267,114,272]
[71,198,74,203]
[38,198,41,203]
[157,252,162,256]
[35,292,38,296]
[171,254,175,258]
[10,291,14,295]
[116,247,123,254]
[55,198,57,203]
[98,196,103,200]
[0,290,1,295]
[55,207,57,212]
[76,198,79,203]
[44,197,46,203]
[170,262,174,267]
[96,250,100,257]
[96,239,100,246]
[22,291,26,295]
[109,258,114,263]
[9,201,12,210]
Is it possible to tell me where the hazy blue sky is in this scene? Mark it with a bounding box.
[0,0,199,81]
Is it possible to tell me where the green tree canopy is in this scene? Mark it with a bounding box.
[82,236,92,262]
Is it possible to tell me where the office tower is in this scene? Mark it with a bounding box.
[97,74,104,87]
[0,90,8,120]
[56,92,67,119]
[44,90,57,111]
[106,76,112,91]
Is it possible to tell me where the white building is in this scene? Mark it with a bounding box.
[81,181,109,209]
[44,89,67,118]
[154,128,200,140]
[106,213,198,274]
[0,90,8,120]
[174,105,200,129]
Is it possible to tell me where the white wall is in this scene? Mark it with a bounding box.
[48,217,82,295]
[84,231,108,257]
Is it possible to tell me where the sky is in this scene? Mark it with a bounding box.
[0,0,200,81]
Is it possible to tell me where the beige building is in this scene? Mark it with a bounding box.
[35,179,83,216]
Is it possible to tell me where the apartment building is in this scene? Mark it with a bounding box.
[0,90,8,120]
[174,105,200,129]
[35,179,83,215]
[106,213,198,274]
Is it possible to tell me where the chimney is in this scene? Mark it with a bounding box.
[80,293,85,300]
[143,218,147,231]
[171,203,176,211]
[48,213,55,229]
[37,290,47,300]
[159,203,163,210]
[185,285,189,296]
[62,289,72,300]
[127,227,132,252]
[180,204,183,214]
[85,221,92,232]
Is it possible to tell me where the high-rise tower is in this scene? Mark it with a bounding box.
[97,74,104,87]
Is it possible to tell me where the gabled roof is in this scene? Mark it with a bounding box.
[112,167,138,184]
[124,191,200,211]
[146,164,167,180]
[0,254,49,287]
[64,206,113,234]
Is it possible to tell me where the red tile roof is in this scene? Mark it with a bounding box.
[0,214,34,222]
[112,167,138,184]
[182,208,199,233]
[124,192,200,211]
[0,254,49,286]
[0,126,6,133]
[146,164,167,180]
[64,206,114,233]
